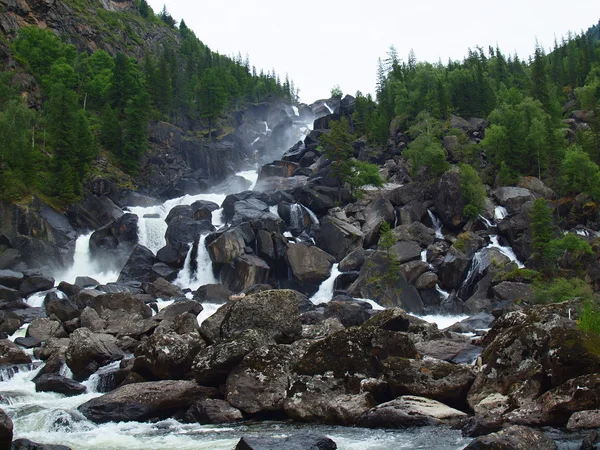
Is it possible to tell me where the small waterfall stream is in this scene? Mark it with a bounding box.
[427,210,444,239]
[310,264,342,304]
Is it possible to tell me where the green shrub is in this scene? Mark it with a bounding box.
[578,299,600,335]
[532,277,592,304]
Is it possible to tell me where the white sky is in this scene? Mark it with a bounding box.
[147,0,599,104]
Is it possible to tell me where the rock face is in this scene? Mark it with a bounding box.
[78,380,214,423]
[89,213,139,268]
[285,244,335,285]
[433,171,466,229]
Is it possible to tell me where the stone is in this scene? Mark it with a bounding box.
[339,248,366,272]
[26,318,67,341]
[491,282,534,303]
[185,398,243,424]
[492,187,534,215]
[66,328,125,381]
[221,255,270,292]
[78,380,217,423]
[14,337,42,349]
[0,284,22,302]
[0,269,23,288]
[0,338,31,365]
[323,300,370,327]
[433,171,466,229]
[285,244,335,284]
[142,277,183,299]
[117,245,156,284]
[34,374,86,396]
[10,439,72,450]
[19,275,55,296]
[316,216,364,261]
[359,396,467,428]
[44,296,80,323]
[0,407,12,450]
[193,284,230,303]
[567,410,600,430]
[463,425,556,450]
[234,434,337,450]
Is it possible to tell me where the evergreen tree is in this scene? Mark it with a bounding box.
[198,68,227,135]
[459,164,486,219]
[319,117,354,203]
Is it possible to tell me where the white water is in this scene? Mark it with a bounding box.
[488,235,524,268]
[53,234,120,286]
[427,210,444,239]
[494,206,508,221]
[174,235,218,292]
[292,106,299,116]
[310,264,342,304]
[435,284,450,300]
[324,103,334,114]
[478,215,494,228]
[262,121,271,133]
[414,314,469,330]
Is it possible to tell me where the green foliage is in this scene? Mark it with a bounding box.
[459,164,486,219]
[545,232,594,267]
[532,277,592,304]
[198,68,227,134]
[350,160,383,196]
[330,85,343,99]
[402,110,448,177]
[319,117,355,203]
[560,147,600,201]
[530,198,556,259]
[578,298,600,335]
[378,221,400,287]
[12,27,76,78]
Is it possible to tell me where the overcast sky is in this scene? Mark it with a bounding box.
[146,0,599,104]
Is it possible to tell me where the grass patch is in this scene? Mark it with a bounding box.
[532,277,592,304]
[578,298,600,335]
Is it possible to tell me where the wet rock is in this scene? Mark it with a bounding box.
[66,328,125,381]
[567,410,600,430]
[207,229,246,264]
[0,338,31,365]
[34,374,86,396]
[359,396,467,428]
[0,269,23,288]
[492,187,534,215]
[0,407,12,450]
[19,274,55,296]
[78,380,216,424]
[193,284,230,304]
[10,438,72,450]
[234,434,337,450]
[463,425,556,450]
[185,398,243,424]
[142,277,183,299]
[285,244,335,285]
[150,263,179,283]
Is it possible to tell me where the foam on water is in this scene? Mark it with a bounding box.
[310,264,341,304]
[414,314,469,330]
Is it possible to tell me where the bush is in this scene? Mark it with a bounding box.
[532,277,592,304]
[578,299,600,335]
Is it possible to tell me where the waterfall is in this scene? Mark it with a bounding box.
[494,206,508,220]
[262,121,271,133]
[427,210,444,239]
[488,235,524,268]
[302,205,320,227]
[310,264,341,304]
[435,284,450,300]
[394,209,399,228]
[53,233,119,286]
[458,250,486,300]
[478,215,494,228]
[289,203,304,230]
[136,214,168,254]
[324,103,333,114]
[292,106,299,116]
[420,250,428,263]
[174,234,217,292]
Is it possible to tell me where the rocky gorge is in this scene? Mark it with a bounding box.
[2,91,600,449]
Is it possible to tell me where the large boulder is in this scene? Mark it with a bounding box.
[433,170,466,229]
[0,407,12,450]
[185,398,243,424]
[0,338,31,365]
[78,380,217,423]
[117,245,156,284]
[26,318,67,341]
[221,255,270,292]
[87,292,153,318]
[19,274,55,296]
[65,328,125,381]
[234,434,337,450]
[361,196,395,247]
[316,215,364,261]
[492,187,534,215]
[359,396,467,428]
[34,374,86,396]
[346,251,424,313]
[226,344,302,414]
[213,290,303,344]
[285,244,335,285]
[89,213,139,268]
[207,229,246,264]
[464,425,557,450]
[134,331,205,380]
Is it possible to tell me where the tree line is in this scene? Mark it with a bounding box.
[0,0,298,207]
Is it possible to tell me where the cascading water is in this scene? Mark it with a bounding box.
[494,206,508,221]
[174,235,218,292]
[324,103,334,114]
[488,235,524,268]
[478,215,494,229]
[289,203,304,230]
[310,264,342,304]
[427,210,444,240]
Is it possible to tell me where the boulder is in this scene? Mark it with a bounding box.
[34,374,86,396]
[316,216,364,261]
[339,248,366,272]
[26,318,67,341]
[0,338,31,365]
[78,380,217,423]
[359,396,467,428]
[79,307,106,332]
[518,177,555,200]
[193,284,230,304]
[492,187,534,215]
[415,338,482,364]
[285,244,335,285]
[0,310,24,335]
[65,328,125,381]
[491,282,534,303]
[361,197,395,247]
[150,263,179,282]
[207,229,246,264]
[463,425,557,450]
[234,434,337,450]
[217,290,303,344]
[221,255,270,292]
[386,182,425,207]
[346,251,424,313]
[19,274,55,296]
[0,269,23,288]
[142,277,183,299]
[323,300,371,327]
[117,245,156,284]
[433,171,466,229]
[383,357,476,410]
[44,296,80,323]
[567,410,600,430]
[0,407,12,450]
[134,331,205,380]
[10,439,72,450]
[89,213,138,266]
[88,292,153,318]
[193,329,275,385]
[391,241,423,264]
[0,284,22,302]
[14,336,42,349]
[185,398,243,424]
[226,344,301,414]
[283,374,375,425]
[437,247,471,290]
[392,222,436,247]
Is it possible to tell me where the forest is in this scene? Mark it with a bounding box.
[0,1,296,206]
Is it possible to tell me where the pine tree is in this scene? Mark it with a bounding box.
[319,117,354,203]
[198,68,227,135]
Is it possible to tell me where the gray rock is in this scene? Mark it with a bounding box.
[34,374,86,396]
[66,328,125,381]
[19,275,55,296]
[567,410,600,430]
[26,318,67,341]
[338,248,365,272]
[234,434,337,450]
[463,425,556,450]
[186,398,243,424]
[285,244,335,285]
[0,338,31,365]
[0,269,23,288]
[221,255,270,292]
[492,187,534,215]
[193,284,230,304]
[316,216,364,261]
